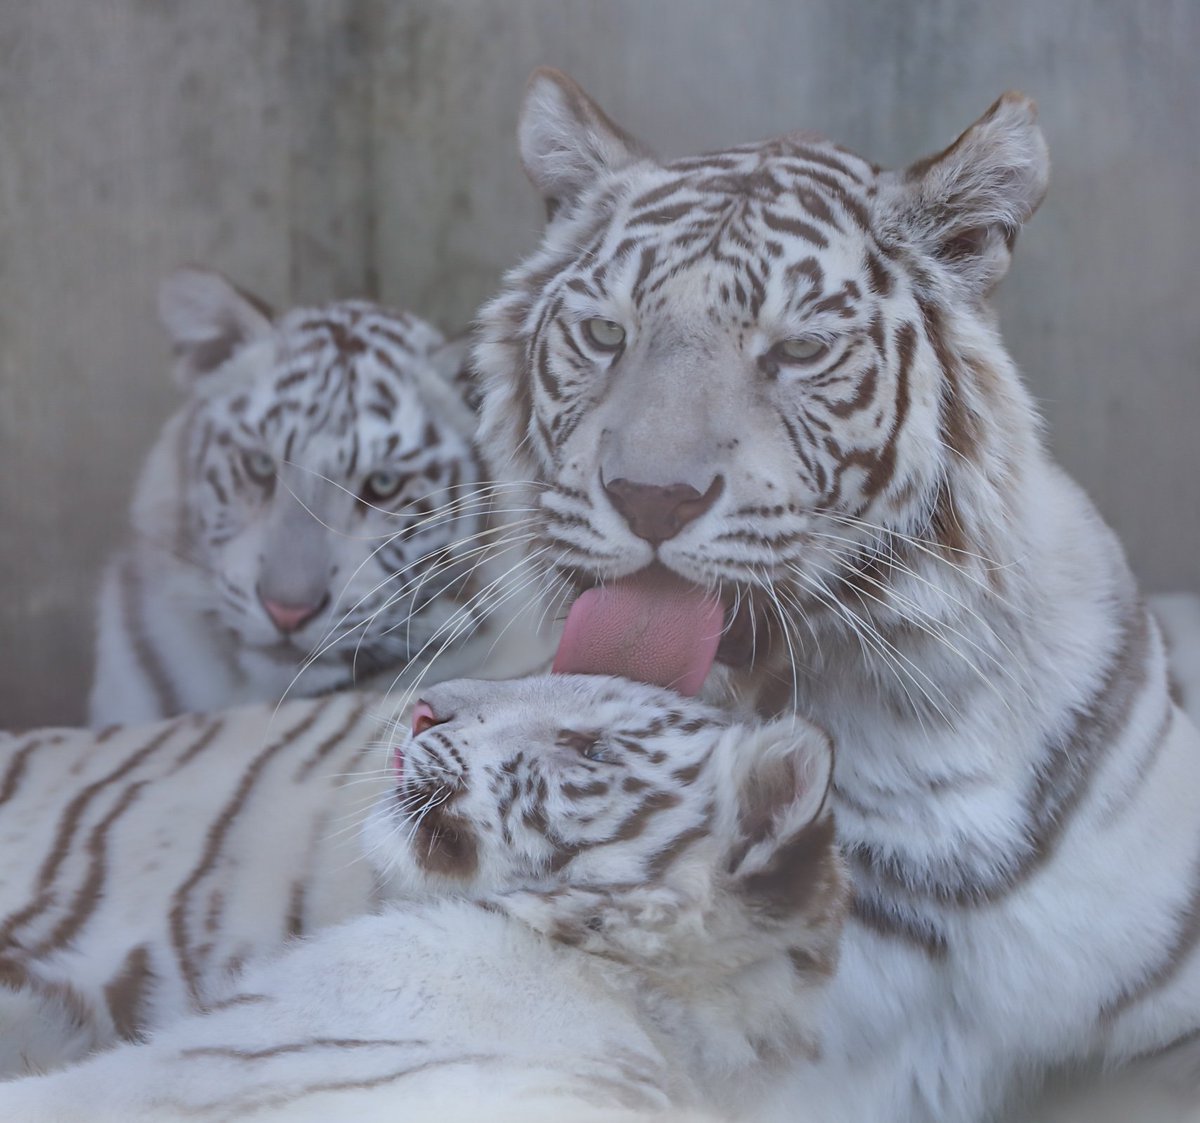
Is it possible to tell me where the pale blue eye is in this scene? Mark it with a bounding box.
[776,337,828,363]
[582,318,626,351]
[363,469,408,503]
[241,450,275,483]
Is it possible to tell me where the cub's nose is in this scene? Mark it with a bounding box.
[602,476,724,543]
[257,589,329,634]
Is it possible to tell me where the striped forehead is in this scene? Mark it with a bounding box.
[565,143,879,320]
[222,312,438,456]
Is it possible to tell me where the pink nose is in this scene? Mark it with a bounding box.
[259,595,325,634]
[411,701,438,735]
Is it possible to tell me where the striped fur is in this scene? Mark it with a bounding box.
[0,676,844,1122]
[0,692,385,1078]
[471,69,1200,1121]
[89,268,517,726]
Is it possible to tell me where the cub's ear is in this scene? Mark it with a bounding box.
[881,92,1050,297]
[726,717,839,919]
[157,267,275,385]
[518,67,651,218]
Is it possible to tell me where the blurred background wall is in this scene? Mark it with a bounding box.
[1,0,1196,727]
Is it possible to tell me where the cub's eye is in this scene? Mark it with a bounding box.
[556,729,609,762]
[241,450,275,484]
[362,469,409,504]
[582,318,626,352]
[774,337,829,364]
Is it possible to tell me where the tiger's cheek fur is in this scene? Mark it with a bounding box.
[523,249,949,589]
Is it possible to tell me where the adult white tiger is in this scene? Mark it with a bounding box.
[470,69,1200,1121]
[0,675,844,1122]
[89,269,526,727]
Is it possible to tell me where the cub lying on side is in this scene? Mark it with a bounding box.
[0,676,845,1123]
[89,268,517,727]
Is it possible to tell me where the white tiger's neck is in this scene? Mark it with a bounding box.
[626,954,827,1110]
[491,883,832,1111]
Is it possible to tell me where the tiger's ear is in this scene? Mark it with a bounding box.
[726,718,839,917]
[157,267,275,386]
[883,92,1049,296]
[518,67,651,219]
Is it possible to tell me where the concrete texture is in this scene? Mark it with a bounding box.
[1,0,1197,726]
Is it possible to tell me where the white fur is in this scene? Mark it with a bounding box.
[0,676,843,1122]
[90,271,549,726]
[473,70,1200,1122]
[0,692,386,1078]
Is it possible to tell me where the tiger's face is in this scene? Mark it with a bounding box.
[146,270,481,680]
[475,70,1049,702]
[364,674,843,974]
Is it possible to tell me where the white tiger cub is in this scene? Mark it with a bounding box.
[0,675,845,1123]
[89,268,527,727]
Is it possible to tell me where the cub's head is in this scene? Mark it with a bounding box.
[475,69,1050,702]
[138,268,481,683]
[364,674,844,991]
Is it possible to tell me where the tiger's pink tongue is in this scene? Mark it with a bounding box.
[552,570,723,696]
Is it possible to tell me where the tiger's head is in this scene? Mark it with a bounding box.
[475,69,1051,711]
[136,268,482,684]
[364,674,844,1040]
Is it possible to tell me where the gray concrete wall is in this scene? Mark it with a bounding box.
[2,0,1197,727]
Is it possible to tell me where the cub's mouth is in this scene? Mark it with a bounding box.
[551,563,759,695]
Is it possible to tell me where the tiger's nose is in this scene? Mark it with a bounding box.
[602,476,724,544]
[258,588,329,634]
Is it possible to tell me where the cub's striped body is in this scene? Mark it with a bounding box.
[0,676,844,1122]
[0,692,385,1077]
[90,268,509,726]
[471,69,1200,1121]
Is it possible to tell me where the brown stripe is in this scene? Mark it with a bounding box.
[851,594,1152,908]
[1101,837,1200,1022]
[293,696,375,781]
[0,724,178,945]
[850,891,949,960]
[286,880,306,938]
[119,556,183,718]
[0,735,51,807]
[204,992,270,1012]
[644,803,715,879]
[104,944,155,1041]
[34,778,149,955]
[996,596,1151,899]
[170,697,340,1005]
[168,715,228,773]
[1101,703,1174,825]
[179,1037,430,1061]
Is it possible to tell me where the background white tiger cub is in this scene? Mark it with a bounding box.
[0,674,845,1123]
[89,267,515,727]
[0,691,386,1078]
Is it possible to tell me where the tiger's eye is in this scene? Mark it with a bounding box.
[241,450,275,484]
[362,469,408,503]
[556,729,608,761]
[776,337,829,363]
[583,318,626,351]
